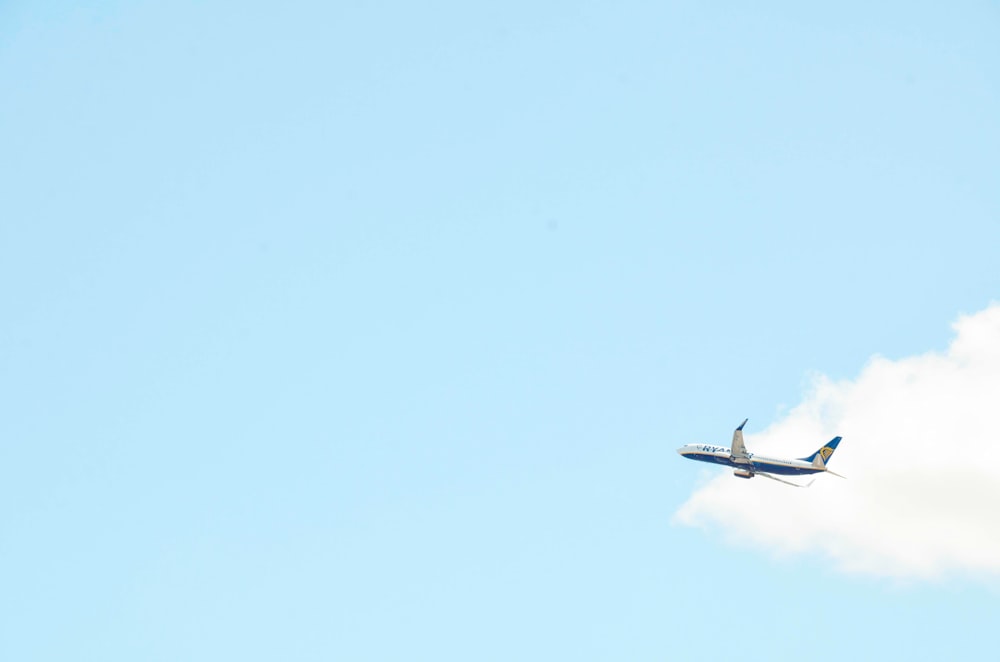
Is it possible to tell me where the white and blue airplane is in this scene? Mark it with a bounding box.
[677,419,844,487]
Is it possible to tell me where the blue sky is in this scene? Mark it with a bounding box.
[1,1,998,659]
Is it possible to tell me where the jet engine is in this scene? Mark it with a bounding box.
[733,469,754,479]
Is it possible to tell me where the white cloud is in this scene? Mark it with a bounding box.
[675,304,1000,581]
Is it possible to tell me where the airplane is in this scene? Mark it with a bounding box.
[677,419,844,487]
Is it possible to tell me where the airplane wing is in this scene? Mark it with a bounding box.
[757,472,815,488]
[730,418,749,459]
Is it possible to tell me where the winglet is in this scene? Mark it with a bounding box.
[737,418,748,431]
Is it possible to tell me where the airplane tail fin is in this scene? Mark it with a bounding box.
[799,436,842,469]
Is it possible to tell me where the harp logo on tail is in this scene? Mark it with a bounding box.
[819,446,835,462]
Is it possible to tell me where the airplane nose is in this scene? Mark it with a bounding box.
[676,446,688,456]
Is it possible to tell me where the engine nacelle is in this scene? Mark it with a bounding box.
[733,469,754,479]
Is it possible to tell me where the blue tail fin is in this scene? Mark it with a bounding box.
[800,436,842,467]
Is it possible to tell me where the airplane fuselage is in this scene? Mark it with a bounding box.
[676,444,823,476]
